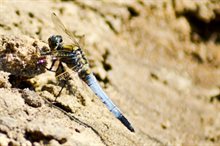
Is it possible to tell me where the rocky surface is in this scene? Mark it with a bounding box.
[0,0,220,146]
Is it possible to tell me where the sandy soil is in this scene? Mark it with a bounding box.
[0,0,220,146]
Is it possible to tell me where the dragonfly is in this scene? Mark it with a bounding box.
[37,13,134,132]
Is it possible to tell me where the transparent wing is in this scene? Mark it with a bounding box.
[51,13,89,59]
[51,12,80,47]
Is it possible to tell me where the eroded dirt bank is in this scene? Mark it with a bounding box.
[0,0,220,146]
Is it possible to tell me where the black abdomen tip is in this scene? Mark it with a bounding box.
[118,115,135,132]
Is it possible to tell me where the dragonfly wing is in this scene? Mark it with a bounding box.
[51,13,89,58]
[51,12,80,47]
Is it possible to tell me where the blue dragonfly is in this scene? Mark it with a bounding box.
[38,13,134,132]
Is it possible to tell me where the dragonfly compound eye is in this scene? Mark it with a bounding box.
[48,35,63,50]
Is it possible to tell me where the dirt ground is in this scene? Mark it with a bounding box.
[0,0,220,146]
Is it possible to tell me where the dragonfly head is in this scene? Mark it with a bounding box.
[48,35,63,50]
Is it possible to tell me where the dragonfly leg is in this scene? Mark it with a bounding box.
[54,62,70,101]
[46,59,58,72]
[54,79,68,101]
[39,59,57,72]
[49,59,57,71]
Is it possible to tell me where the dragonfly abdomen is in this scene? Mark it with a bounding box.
[83,73,135,132]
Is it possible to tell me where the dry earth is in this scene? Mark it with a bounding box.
[0,0,220,146]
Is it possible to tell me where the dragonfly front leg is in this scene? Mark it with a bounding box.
[37,56,58,73]
[48,59,58,72]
